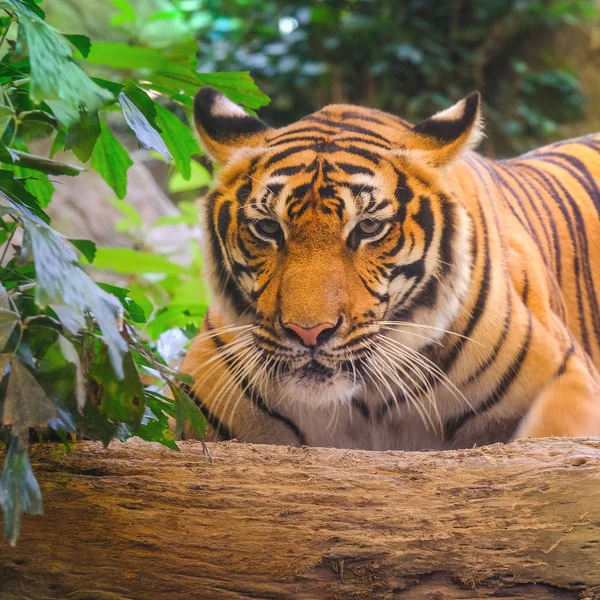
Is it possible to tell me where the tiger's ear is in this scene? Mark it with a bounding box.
[193,87,270,163]
[407,92,483,166]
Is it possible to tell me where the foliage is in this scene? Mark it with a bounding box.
[0,0,267,545]
[183,0,596,155]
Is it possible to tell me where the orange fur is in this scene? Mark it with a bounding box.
[180,89,600,449]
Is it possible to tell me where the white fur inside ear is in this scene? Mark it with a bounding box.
[465,111,484,151]
[429,96,485,151]
[429,97,468,123]
[210,94,247,118]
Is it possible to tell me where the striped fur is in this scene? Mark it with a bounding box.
[180,87,600,449]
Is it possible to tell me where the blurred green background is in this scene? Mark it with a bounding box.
[46,0,600,157]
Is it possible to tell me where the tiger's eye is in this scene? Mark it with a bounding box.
[357,219,384,236]
[255,219,282,238]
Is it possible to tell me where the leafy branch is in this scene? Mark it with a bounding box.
[0,0,268,545]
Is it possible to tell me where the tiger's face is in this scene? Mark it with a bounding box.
[194,89,482,403]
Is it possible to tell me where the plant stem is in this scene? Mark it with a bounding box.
[0,15,13,52]
[0,223,17,265]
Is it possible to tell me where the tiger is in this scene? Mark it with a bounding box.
[178,85,600,450]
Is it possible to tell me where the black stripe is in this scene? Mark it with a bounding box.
[338,110,391,126]
[358,273,389,303]
[338,145,382,164]
[461,286,512,388]
[511,161,562,286]
[437,158,491,375]
[517,164,593,355]
[206,319,307,445]
[241,377,307,445]
[270,164,306,176]
[530,154,600,346]
[413,196,435,253]
[303,115,392,145]
[269,135,334,147]
[540,151,600,217]
[351,396,370,420]
[335,162,375,176]
[495,162,553,268]
[207,196,252,315]
[445,309,533,441]
[264,146,314,168]
[179,383,232,441]
[480,162,545,258]
[556,346,574,378]
[269,126,336,142]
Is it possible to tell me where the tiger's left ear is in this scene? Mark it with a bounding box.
[407,92,483,166]
[193,87,271,164]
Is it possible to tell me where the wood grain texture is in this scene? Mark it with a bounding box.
[0,438,599,599]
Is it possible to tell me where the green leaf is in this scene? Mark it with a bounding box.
[89,348,145,427]
[134,404,178,451]
[19,175,54,209]
[18,109,57,129]
[7,1,114,124]
[146,305,205,340]
[109,0,137,26]
[124,298,146,323]
[0,308,19,351]
[107,197,142,231]
[154,103,199,179]
[0,171,49,223]
[93,247,189,276]
[90,121,133,199]
[56,334,85,411]
[0,147,83,176]
[50,129,66,158]
[10,0,45,19]
[3,358,57,437]
[91,78,124,97]
[26,225,127,376]
[0,438,44,547]
[97,283,146,323]
[2,141,56,207]
[168,160,211,193]
[118,91,171,159]
[172,384,205,438]
[64,34,91,58]
[50,304,85,335]
[123,83,161,130]
[171,277,209,307]
[86,43,166,71]
[0,105,15,140]
[196,72,270,110]
[0,195,127,375]
[69,238,97,263]
[65,110,101,162]
[143,70,269,110]
[79,401,118,447]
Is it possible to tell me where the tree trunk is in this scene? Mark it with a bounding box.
[0,438,599,599]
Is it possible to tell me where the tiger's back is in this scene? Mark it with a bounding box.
[180,88,600,449]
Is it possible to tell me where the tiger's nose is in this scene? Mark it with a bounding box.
[283,320,340,347]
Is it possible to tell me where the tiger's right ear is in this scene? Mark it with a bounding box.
[193,87,270,164]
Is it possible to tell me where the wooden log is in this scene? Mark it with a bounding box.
[0,438,599,599]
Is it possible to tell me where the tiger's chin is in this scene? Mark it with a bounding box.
[270,361,358,408]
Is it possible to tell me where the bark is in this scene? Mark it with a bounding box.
[0,438,600,600]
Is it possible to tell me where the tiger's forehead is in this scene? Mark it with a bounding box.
[264,104,411,148]
[243,150,399,224]
[219,104,418,224]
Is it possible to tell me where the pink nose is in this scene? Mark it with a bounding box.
[283,322,336,347]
